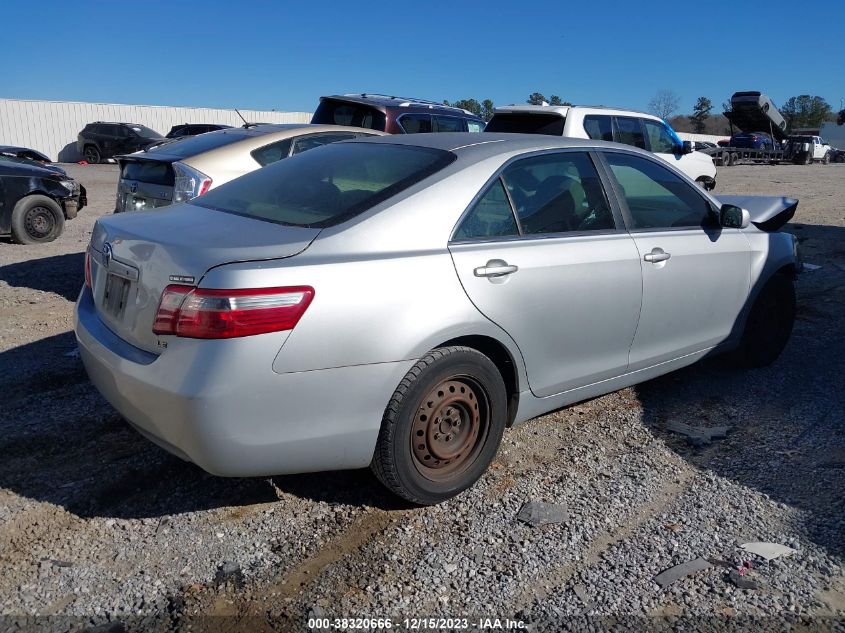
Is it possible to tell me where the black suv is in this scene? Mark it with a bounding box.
[165,123,233,139]
[311,94,485,134]
[77,122,164,164]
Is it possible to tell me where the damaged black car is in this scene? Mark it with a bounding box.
[0,162,86,244]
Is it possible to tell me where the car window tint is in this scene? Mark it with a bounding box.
[501,152,614,235]
[291,133,358,155]
[311,101,386,131]
[604,152,712,229]
[194,143,455,228]
[467,120,485,133]
[583,115,613,141]
[454,178,518,240]
[252,138,293,166]
[399,114,432,134]
[642,119,676,153]
[613,117,646,149]
[485,113,565,135]
[433,116,465,132]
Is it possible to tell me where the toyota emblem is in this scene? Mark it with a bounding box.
[102,242,113,268]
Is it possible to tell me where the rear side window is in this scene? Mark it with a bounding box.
[485,113,565,135]
[613,117,646,149]
[433,116,465,132]
[311,100,387,131]
[252,139,292,166]
[398,114,432,134]
[453,178,518,240]
[291,132,359,155]
[193,143,455,228]
[120,160,175,185]
[583,115,613,141]
[467,120,485,133]
[502,152,614,234]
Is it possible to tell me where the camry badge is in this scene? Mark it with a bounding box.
[169,275,195,284]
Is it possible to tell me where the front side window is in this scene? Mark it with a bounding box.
[194,143,455,228]
[466,120,485,133]
[642,119,676,154]
[613,117,646,149]
[604,152,712,229]
[583,115,613,142]
[453,178,518,240]
[399,114,432,134]
[502,152,614,234]
[433,116,465,132]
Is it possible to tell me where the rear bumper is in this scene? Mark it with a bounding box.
[74,287,414,476]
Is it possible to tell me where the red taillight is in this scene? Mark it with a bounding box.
[84,247,92,289]
[153,285,314,339]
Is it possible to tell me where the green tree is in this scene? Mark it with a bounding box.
[689,97,712,134]
[527,92,548,105]
[449,99,482,116]
[781,95,833,130]
[837,108,845,126]
[481,99,495,121]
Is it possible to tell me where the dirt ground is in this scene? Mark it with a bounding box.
[0,162,843,632]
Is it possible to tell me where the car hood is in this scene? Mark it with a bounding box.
[716,195,798,232]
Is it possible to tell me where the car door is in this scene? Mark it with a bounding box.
[449,150,642,397]
[600,150,751,371]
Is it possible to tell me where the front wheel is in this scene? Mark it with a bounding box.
[83,145,100,164]
[822,152,831,164]
[371,346,507,505]
[10,195,65,244]
[735,273,796,368]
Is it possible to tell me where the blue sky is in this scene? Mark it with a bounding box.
[4,1,844,115]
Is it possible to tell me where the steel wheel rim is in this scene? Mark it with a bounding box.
[410,376,490,481]
[24,206,54,239]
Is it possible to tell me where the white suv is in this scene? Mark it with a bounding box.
[486,105,717,190]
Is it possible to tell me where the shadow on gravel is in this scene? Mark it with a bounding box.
[635,223,845,560]
[0,333,405,520]
[0,252,84,302]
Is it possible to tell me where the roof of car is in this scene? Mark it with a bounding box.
[492,104,659,119]
[350,131,639,161]
[320,94,483,119]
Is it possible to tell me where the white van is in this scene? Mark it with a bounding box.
[486,105,718,190]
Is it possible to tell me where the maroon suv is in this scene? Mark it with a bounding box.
[311,94,485,134]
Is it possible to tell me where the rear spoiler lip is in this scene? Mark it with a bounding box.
[714,194,798,232]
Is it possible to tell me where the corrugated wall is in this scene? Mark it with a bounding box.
[0,98,312,161]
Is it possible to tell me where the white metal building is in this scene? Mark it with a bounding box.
[0,98,312,162]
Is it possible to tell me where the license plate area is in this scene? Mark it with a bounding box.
[103,274,131,318]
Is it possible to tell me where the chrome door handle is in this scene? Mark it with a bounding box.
[643,248,671,263]
[474,260,519,277]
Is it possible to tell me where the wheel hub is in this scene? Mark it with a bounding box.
[410,377,488,479]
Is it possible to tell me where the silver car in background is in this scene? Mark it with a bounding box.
[115,124,385,212]
[75,134,798,504]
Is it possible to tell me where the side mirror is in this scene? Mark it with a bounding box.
[681,141,694,154]
[720,204,750,229]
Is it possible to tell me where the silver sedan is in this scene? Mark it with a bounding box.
[75,133,799,504]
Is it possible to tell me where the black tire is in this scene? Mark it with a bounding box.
[805,151,813,165]
[727,152,737,166]
[10,195,65,244]
[735,273,796,368]
[695,178,707,190]
[822,152,830,165]
[371,346,507,505]
[83,145,100,164]
[835,153,845,163]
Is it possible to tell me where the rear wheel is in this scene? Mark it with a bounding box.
[735,272,796,368]
[83,145,100,164]
[371,346,507,505]
[805,151,813,165]
[823,152,831,164]
[10,195,65,244]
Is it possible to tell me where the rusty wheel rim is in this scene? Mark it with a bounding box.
[410,376,490,481]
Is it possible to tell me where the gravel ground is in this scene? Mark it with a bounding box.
[0,162,843,632]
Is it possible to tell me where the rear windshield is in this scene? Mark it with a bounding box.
[145,130,253,158]
[311,99,387,131]
[485,113,566,135]
[121,160,175,185]
[192,142,454,228]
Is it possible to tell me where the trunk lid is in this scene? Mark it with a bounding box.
[89,204,320,353]
[116,156,176,212]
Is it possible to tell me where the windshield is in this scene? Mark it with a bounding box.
[485,113,565,135]
[192,142,455,228]
[129,125,163,139]
[311,99,386,131]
